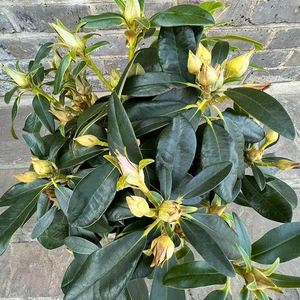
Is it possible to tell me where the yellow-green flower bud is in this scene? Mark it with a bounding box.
[158,200,182,223]
[187,50,202,75]
[126,195,152,217]
[225,49,254,79]
[51,108,73,125]
[124,0,141,27]
[211,64,224,91]
[274,159,300,171]
[260,130,279,150]
[246,148,263,163]
[198,63,219,87]
[31,157,53,177]
[144,235,175,267]
[3,66,31,88]
[74,135,107,147]
[196,43,211,65]
[14,171,39,183]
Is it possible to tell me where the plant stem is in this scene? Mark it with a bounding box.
[32,87,60,106]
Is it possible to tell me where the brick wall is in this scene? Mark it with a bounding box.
[0,0,300,97]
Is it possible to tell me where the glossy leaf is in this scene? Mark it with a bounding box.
[133,117,171,136]
[23,112,42,134]
[86,41,110,54]
[53,54,72,94]
[251,222,300,264]
[211,41,229,67]
[64,232,146,300]
[163,261,227,289]
[49,133,69,161]
[199,1,225,15]
[108,92,143,164]
[32,94,55,133]
[204,289,232,300]
[150,5,215,27]
[67,163,119,227]
[156,115,196,198]
[4,86,19,105]
[30,42,52,71]
[150,255,185,300]
[64,236,100,255]
[22,133,48,158]
[269,273,300,288]
[224,88,295,140]
[81,12,125,29]
[179,162,232,199]
[128,279,149,300]
[242,176,292,223]
[158,26,196,82]
[251,164,266,191]
[180,217,236,277]
[238,287,252,300]
[55,185,72,216]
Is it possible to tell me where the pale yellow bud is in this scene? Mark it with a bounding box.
[211,64,224,91]
[243,83,271,91]
[31,157,53,177]
[225,49,254,79]
[126,195,151,217]
[124,0,141,26]
[51,108,73,125]
[198,63,219,87]
[187,50,202,75]
[260,130,279,150]
[144,235,175,267]
[158,200,182,223]
[110,67,122,88]
[14,171,39,183]
[274,159,300,171]
[3,66,31,88]
[73,135,107,147]
[196,43,211,65]
[246,149,263,163]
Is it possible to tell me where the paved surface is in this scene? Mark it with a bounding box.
[1,82,300,299]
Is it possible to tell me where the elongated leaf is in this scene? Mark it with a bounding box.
[156,115,196,198]
[201,123,238,202]
[181,217,236,277]
[251,164,266,191]
[30,42,52,71]
[204,290,232,300]
[64,232,146,300]
[108,92,143,164]
[133,117,171,136]
[123,72,188,97]
[67,163,118,227]
[81,12,125,29]
[23,112,42,133]
[53,54,72,94]
[179,162,232,199]
[22,133,48,158]
[0,181,47,254]
[211,41,229,67]
[86,41,110,54]
[269,273,300,288]
[238,287,252,300]
[4,86,19,104]
[31,206,57,239]
[224,88,295,140]
[199,1,225,14]
[158,26,196,82]
[251,222,300,264]
[163,261,226,289]
[150,255,185,300]
[0,179,49,207]
[64,236,99,255]
[55,185,72,216]
[32,94,55,133]
[150,5,214,27]
[56,146,106,169]
[242,176,292,223]
[128,279,149,300]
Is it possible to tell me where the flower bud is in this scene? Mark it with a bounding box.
[211,64,224,91]
[225,49,254,79]
[246,149,263,163]
[274,159,300,171]
[45,188,57,202]
[196,43,211,65]
[3,66,31,88]
[243,83,271,91]
[31,157,53,177]
[198,63,219,87]
[51,108,73,125]
[260,130,279,149]
[144,235,175,267]
[124,0,141,27]
[158,200,182,223]
[74,135,107,147]
[14,171,39,183]
[187,50,202,75]
[126,195,152,217]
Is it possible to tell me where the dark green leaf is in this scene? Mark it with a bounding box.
[37,193,51,219]
[156,115,196,198]
[128,279,149,300]
[81,13,125,29]
[64,232,146,300]
[181,217,236,277]
[4,86,19,104]
[123,72,188,97]
[31,206,57,239]
[150,255,185,300]
[211,41,229,67]
[163,261,226,289]
[158,26,196,82]
[232,213,251,257]
[64,236,100,255]
[55,185,72,216]
[150,5,215,27]
[238,287,252,300]
[242,176,292,223]
[67,163,118,227]
[49,133,69,161]
[22,133,48,158]
[32,66,45,85]
[32,94,55,133]
[251,164,266,190]
[30,42,52,71]
[108,92,143,164]
[72,61,86,77]
[10,97,19,139]
[53,54,72,94]
[179,162,232,199]
[269,273,300,288]
[251,222,300,264]
[86,41,110,54]
[204,289,232,300]
[224,88,295,140]
[133,117,171,136]
[23,112,42,133]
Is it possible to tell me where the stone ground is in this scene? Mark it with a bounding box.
[1,82,300,299]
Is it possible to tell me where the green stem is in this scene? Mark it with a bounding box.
[32,87,60,105]
[128,40,136,61]
[84,56,113,92]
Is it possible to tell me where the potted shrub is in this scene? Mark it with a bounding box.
[1,0,300,299]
